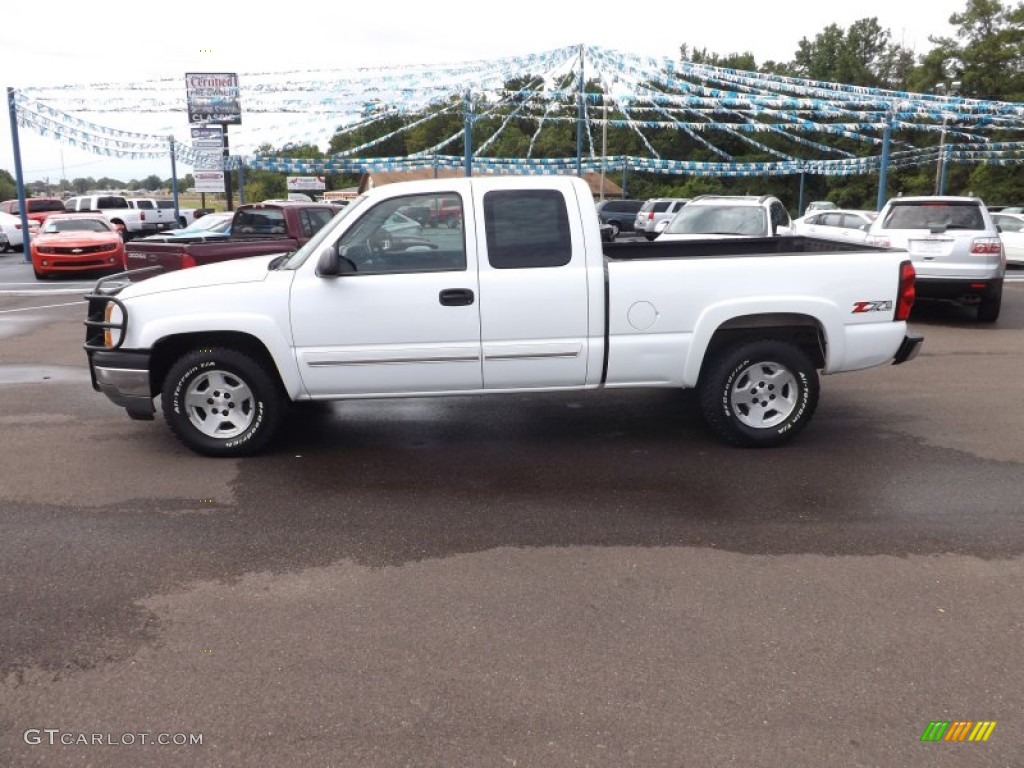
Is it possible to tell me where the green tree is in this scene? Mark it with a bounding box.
[927,0,1024,100]
[792,18,912,88]
[141,174,163,192]
[0,169,15,201]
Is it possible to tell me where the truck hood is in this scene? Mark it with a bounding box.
[118,254,280,299]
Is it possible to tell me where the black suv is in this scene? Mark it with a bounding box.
[595,199,645,239]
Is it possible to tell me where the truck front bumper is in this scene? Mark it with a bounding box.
[88,349,156,420]
[892,332,924,365]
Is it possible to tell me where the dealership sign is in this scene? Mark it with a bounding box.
[185,72,242,125]
[191,126,225,193]
[287,176,326,192]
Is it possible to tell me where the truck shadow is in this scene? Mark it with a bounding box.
[258,388,1024,566]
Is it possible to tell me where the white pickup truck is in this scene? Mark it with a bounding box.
[64,194,152,240]
[126,198,212,229]
[84,176,922,457]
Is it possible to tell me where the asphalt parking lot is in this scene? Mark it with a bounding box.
[1,251,1022,767]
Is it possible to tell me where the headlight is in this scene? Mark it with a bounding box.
[104,302,124,348]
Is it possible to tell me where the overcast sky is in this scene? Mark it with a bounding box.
[3,1,970,184]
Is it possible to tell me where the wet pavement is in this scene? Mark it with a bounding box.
[1,259,1022,767]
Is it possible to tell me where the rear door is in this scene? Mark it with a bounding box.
[473,183,592,390]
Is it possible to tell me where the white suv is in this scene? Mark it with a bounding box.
[866,196,1004,323]
[634,198,689,240]
[657,195,793,241]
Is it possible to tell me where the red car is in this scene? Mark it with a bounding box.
[31,213,126,279]
[0,197,67,226]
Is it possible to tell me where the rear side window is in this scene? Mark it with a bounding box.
[651,201,672,213]
[27,199,66,213]
[484,190,571,269]
[883,203,985,230]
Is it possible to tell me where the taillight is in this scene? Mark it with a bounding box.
[140,211,146,221]
[647,212,655,221]
[181,253,197,269]
[970,237,1001,255]
[895,260,915,321]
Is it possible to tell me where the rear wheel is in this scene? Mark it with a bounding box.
[608,222,621,239]
[161,347,284,457]
[698,339,819,447]
[977,286,1002,323]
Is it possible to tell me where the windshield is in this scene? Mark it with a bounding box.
[276,196,367,269]
[882,202,984,231]
[664,205,767,236]
[182,214,232,233]
[44,218,112,233]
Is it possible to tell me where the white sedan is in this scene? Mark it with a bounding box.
[992,212,1024,266]
[792,209,877,244]
[0,211,40,252]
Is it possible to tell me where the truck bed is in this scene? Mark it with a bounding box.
[604,236,891,260]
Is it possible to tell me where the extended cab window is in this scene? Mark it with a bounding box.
[300,208,335,238]
[483,190,571,269]
[334,193,466,274]
[97,196,128,209]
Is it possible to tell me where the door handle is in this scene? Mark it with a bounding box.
[439,288,474,306]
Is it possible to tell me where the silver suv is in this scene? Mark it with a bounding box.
[866,196,1004,323]
[634,198,689,240]
[657,195,794,240]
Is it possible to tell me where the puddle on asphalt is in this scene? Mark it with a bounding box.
[0,364,90,385]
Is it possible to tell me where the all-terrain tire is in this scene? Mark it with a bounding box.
[697,339,820,447]
[161,347,284,457]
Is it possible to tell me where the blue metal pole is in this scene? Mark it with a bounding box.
[798,171,806,216]
[576,44,584,177]
[169,135,180,224]
[7,87,32,262]
[876,118,892,212]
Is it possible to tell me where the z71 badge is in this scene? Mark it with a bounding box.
[852,300,893,313]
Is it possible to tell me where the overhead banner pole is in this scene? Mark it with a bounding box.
[6,87,32,262]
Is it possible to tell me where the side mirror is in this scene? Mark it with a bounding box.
[317,246,356,277]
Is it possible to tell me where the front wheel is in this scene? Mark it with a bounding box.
[697,339,819,447]
[161,347,284,457]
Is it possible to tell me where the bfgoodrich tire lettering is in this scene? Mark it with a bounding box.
[698,339,820,447]
[161,347,283,457]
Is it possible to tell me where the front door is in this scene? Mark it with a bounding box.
[289,191,482,397]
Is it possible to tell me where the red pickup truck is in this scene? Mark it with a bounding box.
[123,202,338,273]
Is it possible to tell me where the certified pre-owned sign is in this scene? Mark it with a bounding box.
[186,72,241,125]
